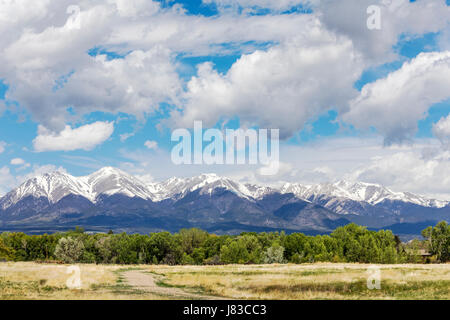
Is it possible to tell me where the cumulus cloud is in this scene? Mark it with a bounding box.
[203,0,312,12]
[115,133,450,199]
[249,137,450,199]
[316,0,450,63]
[4,46,181,131]
[105,9,318,55]
[349,150,450,200]
[33,121,114,152]
[172,23,363,138]
[0,167,16,196]
[0,0,449,170]
[114,0,160,17]
[0,0,181,131]
[433,115,450,149]
[0,0,448,140]
[0,0,315,131]
[344,51,450,144]
[58,49,181,120]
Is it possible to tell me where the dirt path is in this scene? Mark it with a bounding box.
[122,270,226,300]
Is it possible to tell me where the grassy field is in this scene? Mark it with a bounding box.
[0,262,449,300]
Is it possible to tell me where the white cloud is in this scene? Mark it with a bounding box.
[17,164,68,181]
[349,150,450,200]
[203,0,312,12]
[0,166,16,196]
[0,0,449,149]
[344,51,450,144]
[0,0,315,131]
[255,161,296,183]
[114,0,160,17]
[255,137,450,199]
[33,121,114,152]
[135,174,155,184]
[0,1,180,130]
[172,25,363,138]
[57,49,182,123]
[316,0,450,63]
[433,115,450,149]
[0,141,6,154]
[0,163,71,196]
[144,140,158,150]
[10,158,26,165]
[116,134,450,199]
[3,46,181,131]
[10,158,31,171]
[120,132,135,142]
[105,9,319,55]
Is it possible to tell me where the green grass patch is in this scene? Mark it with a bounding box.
[247,279,450,299]
[0,277,66,298]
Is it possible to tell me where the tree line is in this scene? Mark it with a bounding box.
[0,222,448,265]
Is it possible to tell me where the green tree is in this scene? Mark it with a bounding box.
[282,233,308,262]
[0,238,15,261]
[179,228,208,255]
[220,240,249,264]
[422,221,450,262]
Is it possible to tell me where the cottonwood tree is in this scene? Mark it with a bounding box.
[0,238,15,261]
[422,221,450,262]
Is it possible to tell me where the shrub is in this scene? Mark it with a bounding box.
[263,245,285,264]
[54,237,85,263]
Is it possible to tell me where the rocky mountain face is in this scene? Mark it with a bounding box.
[0,167,447,236]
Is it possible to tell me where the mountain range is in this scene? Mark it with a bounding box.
[0,167,448,238]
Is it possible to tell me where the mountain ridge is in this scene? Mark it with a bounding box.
[0,167,448,236]
[1,166,448,210]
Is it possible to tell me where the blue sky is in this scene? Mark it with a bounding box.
[0,0,449,198]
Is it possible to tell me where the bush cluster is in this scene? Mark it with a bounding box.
[0,222,448,264]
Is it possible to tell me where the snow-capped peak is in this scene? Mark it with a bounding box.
[0,171,91,209]
[280,180,448,208]
[1,168,448,210]
[153,173,256,201]
[85,167,153,201]
[0,167,156,209]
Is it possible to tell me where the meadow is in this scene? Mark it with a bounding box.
[0,262,449,300]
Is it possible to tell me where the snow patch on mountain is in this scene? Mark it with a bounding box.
[280,180,448,209]
[0,167,155,209]
[85,167,153,201]
[0,167,448,211]
[152,174,256,201]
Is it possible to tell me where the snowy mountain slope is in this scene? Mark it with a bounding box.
[244,184,278,200]
[280,180,448,209]
[0,171,91,210]
[0,167,155,209]
[0,167,447,214]
[0,167,448,235]
[85,167,154,201]
[151,174,257,201]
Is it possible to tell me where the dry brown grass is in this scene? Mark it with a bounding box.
[1,262,449,300]
[146,263,450,300]
[0,262,162,300]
